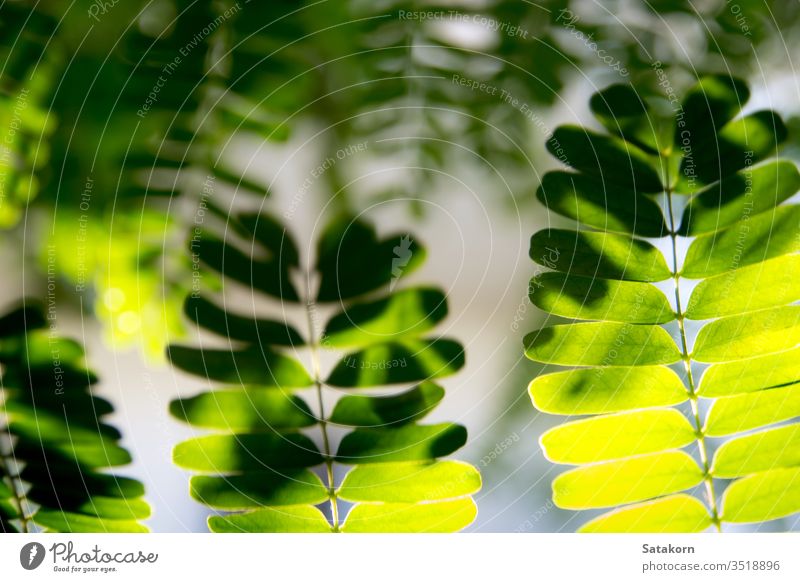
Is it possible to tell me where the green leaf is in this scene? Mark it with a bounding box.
[316,218,425,302]
[33,510,149,533]
[329,382,444,427]
[530,229,672,282]
[541,409,696,464]
[340,498,477,533]
[536,171,667,236]
[529,366,688,414]
[208,506,332,533]
[693,306,800,362]
[721,467,800,523]
[579,494,712,533]
[168,345,313,387]
[173,433,323,471]
[679,161,800,235]
[682,205,800,278]
[686,255,800,319]
[190,471,328,508]
[235,211,300,268]
[338,461,480,502]
[323,287,448,348]
[677,75,749,152]
[709,111,788,178]
[699,347,800,396]
[547,125,663,192]
[712,424,800,478]
[63,497,151,520]
[170,389,316,431]
[705,385,800,437]
[185,296,304,346]
[590,84,665,154]
[524,322,681,366]
[192,232,298,301]
[530,272,674,324]
[552,451,704,509]
[336,423,467,464]
[327,338,464,387]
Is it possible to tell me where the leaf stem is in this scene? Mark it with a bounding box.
[665,182,722,532]
[304,299,340,532]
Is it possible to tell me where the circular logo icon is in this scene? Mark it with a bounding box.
[20,542,46,570]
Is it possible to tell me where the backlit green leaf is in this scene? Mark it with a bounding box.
[693,306,800,362]
[530,229,672,282]
[553,451,704,509]
[530,272,674,324]
[338,461,480,502]
[524,322,681,366]
[682,205,800,278]
[33,510,149,533]
[547,125,663,192]
[541,409,696,464]
[341,498,477,533]
[529,366,688,414]
[712,424,800,478]
[336,423,467,464]
[721,467,800,523]
[329,382,444,427]
[686,255,800,319]
[209,506,332,533]
[168,345,313,387]
[679,161,800,236]
[699,347,800,396]
[327,338,464,387]
[185,296,304,346]
[579,494,712,533]
[170,389,316,431]
[173,433,323,471]
[536,171,667,236]
[705,386,800,437]
[323,287,447,348]
[190,471,328,508]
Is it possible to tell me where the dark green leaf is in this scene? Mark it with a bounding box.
[329,382,444,427]
[336,423,467,464]
[530,229,672,282]
[327,339,465,387]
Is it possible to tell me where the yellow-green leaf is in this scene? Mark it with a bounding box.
[705,386,800,437]
[530,229,672,282]
[693,306,800,362]
[712,424,800,478]
[579,494,712,533]
[525,322,681,366]
[553,451,704,509]
[530,272,674,324]
[323,287,448,348]
[338,461,480,503]
[341,498,477,533]
[699,347,800,396]
[541,409,696,464]
[208,506,332,533]
[682,205,800,279]
[686,255,800,319]
[721,467,800,523]
[529,366,688,414]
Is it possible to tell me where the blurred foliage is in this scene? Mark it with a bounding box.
[1,0,798,357]
[168,211,479,532]
[0,303,149,532]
